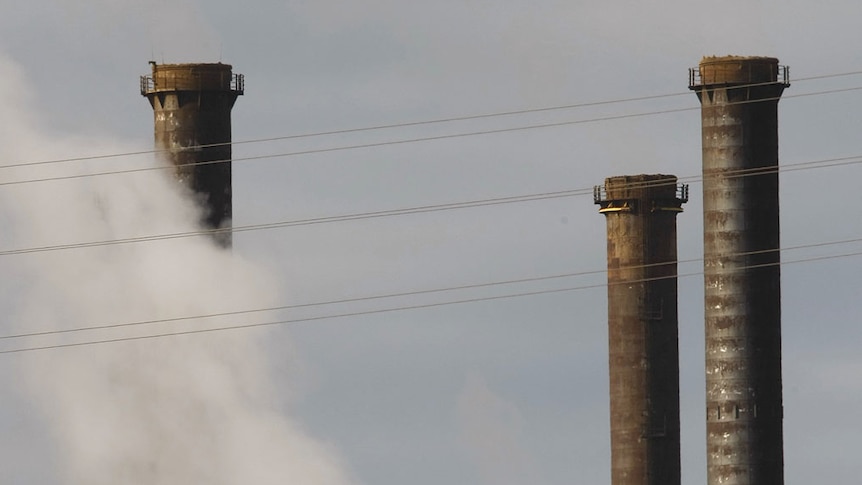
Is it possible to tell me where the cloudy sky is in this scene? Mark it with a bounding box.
[0,1,861,484]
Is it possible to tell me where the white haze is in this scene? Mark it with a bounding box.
[0,53,352,485]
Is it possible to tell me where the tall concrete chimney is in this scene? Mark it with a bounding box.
[689,56,788,485]
[141,62,244,247]
[594,174,687,485]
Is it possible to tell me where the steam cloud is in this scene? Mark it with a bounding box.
[0,53,352,485]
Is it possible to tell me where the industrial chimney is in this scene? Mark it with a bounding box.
[140,62,244,247]
[594,174,687,485]
[689,56,788,485]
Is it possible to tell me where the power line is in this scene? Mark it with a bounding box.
[2,152,861,258]
[0,187,590,256]
[0,104,702,187]
[6,85,861,189]
[3,68,860,172]
[0,72,857,340]
[2,247,860,356]
[1,235,860,346]
[0,93,689,171]
[4,84,860,190]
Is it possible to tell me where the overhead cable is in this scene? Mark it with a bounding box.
[1,152,861,258]
[1,69,861,174]
[1,247,860,356]
[5,85,862,189]
[1,236,860,346]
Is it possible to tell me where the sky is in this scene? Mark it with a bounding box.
[0,1,861,484]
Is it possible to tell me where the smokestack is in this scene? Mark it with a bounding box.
[689,56,788,485]
[594,174,687,485]
[140,62,244,247]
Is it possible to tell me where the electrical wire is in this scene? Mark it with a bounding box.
[1,246,860,356]
[5,85,861,189]
[2,152,861,258]
[1,235,860,345]
[4,84,861,190]
[3,68,861,172]
[0,70,860,354]
[0,104,701,187]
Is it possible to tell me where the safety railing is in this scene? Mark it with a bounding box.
[689,65,789,88]
[593,183,688,204]
[233,73,245,94]
[677,183,689,203]
[139,73,245,96]
[592,185,605,204]
[140,75,154,96]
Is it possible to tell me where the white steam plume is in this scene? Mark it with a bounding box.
[0,53,352,485]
